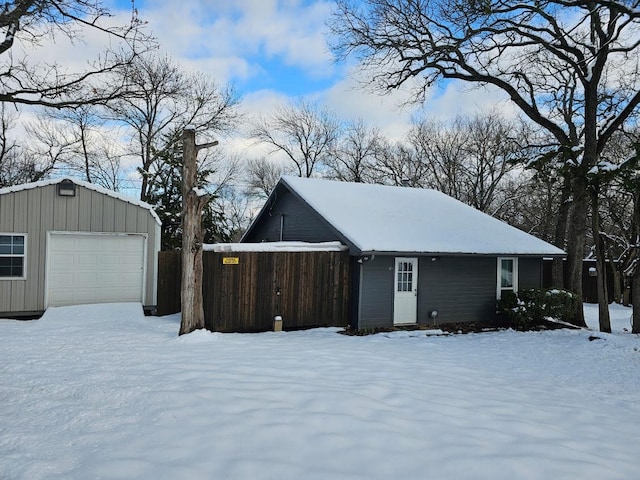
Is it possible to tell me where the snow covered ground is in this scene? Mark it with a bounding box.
[1,303,638,479]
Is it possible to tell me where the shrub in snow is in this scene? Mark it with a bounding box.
[497,288,577,330]
[543,289,577,323]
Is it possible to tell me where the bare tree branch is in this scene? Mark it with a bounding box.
[0,0,155,108]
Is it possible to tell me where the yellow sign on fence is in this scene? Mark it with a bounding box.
[222,257,239,265]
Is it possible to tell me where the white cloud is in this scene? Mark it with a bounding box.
[421,81,518,121]
[220,89,293,161]
[12,6,138,75]
[320,66,420,141]
[136,0,335,85]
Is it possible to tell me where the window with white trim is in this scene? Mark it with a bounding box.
[497,257,518,299]
[0,234,26,279]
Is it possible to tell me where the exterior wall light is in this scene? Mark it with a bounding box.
[57,179,76,197]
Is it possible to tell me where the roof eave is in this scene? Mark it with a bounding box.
[354,250,566,258]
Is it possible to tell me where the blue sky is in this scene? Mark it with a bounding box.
[108,0,511,152]
[14,0,513,164]
[123,0,342,99]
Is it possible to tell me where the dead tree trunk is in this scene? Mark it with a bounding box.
[179,126,217,336]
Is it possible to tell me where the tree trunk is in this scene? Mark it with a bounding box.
[552,177,571,288]
[591,186,611,332]
[622,280,631,307]
[179,127,211,336]
[611,267,623,305]
[564,175,588,327]
[632,189,640,334]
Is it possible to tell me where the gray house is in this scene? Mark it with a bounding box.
[0,178,161,317]
[242,176,565,330]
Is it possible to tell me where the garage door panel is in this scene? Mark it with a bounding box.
[96,273,126,285]
[77,255,99,266]
[51,254,76,266]
[47,234,145,307]
[50,272,74,284]
[77,272,99,283]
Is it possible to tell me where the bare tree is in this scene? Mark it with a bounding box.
[0,1,152,108]
[217,184,254,241]
[408,118,466,195]
[327,119,384,183]
[595,128,640,332]
[87,143,126,191]
[408,112,522,214]
[331,0,640,326]
[251,99,339,178]
[23,115,78,180]
[51,106,103,183]
[372,140,424,186]
[107,52,240,201]
[21,106,129,189]
[244,157,288,199]
[0,104,31,186]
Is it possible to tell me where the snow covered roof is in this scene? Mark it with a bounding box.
[205,241,347,252]
[0,178,161,226]
[276,176,565,256]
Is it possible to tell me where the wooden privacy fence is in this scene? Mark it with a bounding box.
[157,249,350,332]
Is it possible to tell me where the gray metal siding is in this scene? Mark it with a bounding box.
[0,184,160,314]
[244,190,341,244]
[419,256,497,325]
[357,256,394,329]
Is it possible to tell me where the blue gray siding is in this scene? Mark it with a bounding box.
[357,256,394,329]
[355,255,546,329]
[419,256,497,325]
[244,189,341,244]
[519,257,543,290]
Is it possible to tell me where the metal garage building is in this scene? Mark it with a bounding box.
[0,178,161,316]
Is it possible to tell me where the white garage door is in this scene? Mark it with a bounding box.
[47,233,145,307]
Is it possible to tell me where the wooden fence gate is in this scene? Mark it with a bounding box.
[157,249,350,332]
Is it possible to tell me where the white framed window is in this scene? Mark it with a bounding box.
[497,257,518,299]
[0,234,27,279]
[396,259,415,292]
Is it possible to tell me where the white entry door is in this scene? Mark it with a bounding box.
[393,257,418,325]
[46,233,146,307]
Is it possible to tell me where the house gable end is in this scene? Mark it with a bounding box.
[242,181,359,253]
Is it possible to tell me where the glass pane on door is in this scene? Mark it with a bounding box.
[397,261,413,292]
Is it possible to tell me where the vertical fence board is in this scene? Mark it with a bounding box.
[157,249,350,332]
[156,251,182,316]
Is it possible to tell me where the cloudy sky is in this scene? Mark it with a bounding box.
[110,0,511,144]
[11,0,514,194]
